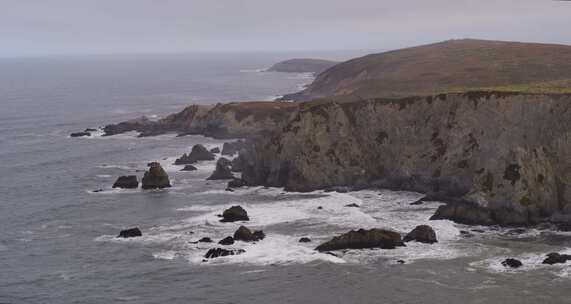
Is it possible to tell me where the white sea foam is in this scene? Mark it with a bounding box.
[471,247,571,276]
[153,251,177,260]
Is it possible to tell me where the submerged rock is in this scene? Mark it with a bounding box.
[299,237,312,243]
[218,236,235,245]
[220,206,249,222]
[502,258,523,268]
[204,248,245,259]
[112,175,139,189]
[70,131,91,137]
[118,227,142,238]
[207,158,234,180]
[221,140,247,156]
[141,162,171,189]
[233,226,265,242]
[345,203,360,208]
[174,144,215,165]
[542,252,571,265]
[198,237,213,243]
[403,225,438,244]
[180,165,198,171]
[315,228,404,252]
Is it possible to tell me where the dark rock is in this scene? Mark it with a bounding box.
[228,178,247,188]
[207,158,234,180]
[70,132,91,137]
[397,259,406,264]
[471,229,486,233]
[410,198,424,205]
[218,236,235,245]
[225,188,235,192]
[430,203,495,225]
[84,128,97,132]
[299,237,312,243]
[502,258,523,268]
[220,206,249,222]
[174,144,215,165]
[542,252,571,265]
[180,165,198,171]
[112,175,139,189]
[317,206,323,210]
[403,225,438,244]
[204,248,245,259]
[233,226,265,242]
[315,228,404,252]
[222,140,247,156]
[345,203,360,208]
[141,162,171,189]
[231,153,246,172]
[93,189,104,193]
[118,227,142,238]
[210,147,221,154]
[198,237,213,243]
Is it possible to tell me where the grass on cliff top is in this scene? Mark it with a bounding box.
[445,79,571,94]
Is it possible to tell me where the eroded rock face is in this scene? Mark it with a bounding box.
[220,206,249,222]
[204,248,245,259]
[141,162,171,189]
[112,176,139,189]
[242,92,571,226]
[233,226,265,242]
[207,158,234,180]
[315,228,404,252]
[118,227,142,238]
[174,144,215,165]
[403,225,437,244]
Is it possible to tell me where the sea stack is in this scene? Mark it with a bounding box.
[141,162,171,189]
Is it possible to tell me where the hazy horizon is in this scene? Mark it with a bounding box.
[2,0,571,57]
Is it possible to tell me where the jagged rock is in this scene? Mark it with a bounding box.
[220,206,249,222]
[204,248,245,259]
[174,144,215,165]
[231,154,246,172]
[207,158,234,180]
[315,228,404,252]
[70,132,90,137]
[345,203,360,208]
[233,226,265,242]
[299,237,312,243]
[222,140,247,156]
[210,147,221,154]
[403,225,438,244]
[502,258,523,268]
[227,178,247,188]
[180,165,198,171]
[542,252,571,265]
[112,175,139,189]
[218,236,235,245]
[141,162,171,189]
[117,227,142,238]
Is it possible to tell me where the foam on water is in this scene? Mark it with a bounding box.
[471,247,571,276]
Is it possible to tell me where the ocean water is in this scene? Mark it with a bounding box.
[1,53,571,304]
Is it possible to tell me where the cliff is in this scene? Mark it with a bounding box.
[242,92,571,226]
[103,101,299,139]
[267,58,338,74]
[284,39,571,101]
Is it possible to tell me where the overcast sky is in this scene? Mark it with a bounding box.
[1,0,570,56]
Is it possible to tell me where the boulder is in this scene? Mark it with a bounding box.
[204,248,245,259]
[198,237,213,243]
[174,144,215,165]
[180,165,198,171]
[210,147,221,154]
[118,227,142,238]
[141,162,171,189]
[542,252,571,265]
[207,158,234,180]
[315,228,404,252]
[233,226,265,242]
[502,258,523,268]
[299,237,312,243]
[222,140,246,156]
[112,175,139,189]
[218,236,235,245]
[403,225,438,244]
[70,131,91,137]
[220,206,249,222]
[227,178,247,188]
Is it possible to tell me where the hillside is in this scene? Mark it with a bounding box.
[267,58,338,74]
[284,39,571,100]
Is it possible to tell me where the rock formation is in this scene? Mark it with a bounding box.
[403,225,437,244]
[501,258,523,268]
[180,165,198,171]
[315,228,404,252]
[174,144,215,165]
[118,227,142,238]
[220,206,249,222]
[542,252,571,265]
[204,248,245,259]
[233,226,265,242]
[141,162,171,189]
[112,176,139,189]
[218,236,235,245]
[207,158,234,180]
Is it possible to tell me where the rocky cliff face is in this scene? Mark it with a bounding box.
[242,92,571,225]
[103,101,298,139]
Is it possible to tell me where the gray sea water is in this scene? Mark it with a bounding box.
[1,53,571,304]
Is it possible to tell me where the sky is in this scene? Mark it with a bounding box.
[1,0,571,57]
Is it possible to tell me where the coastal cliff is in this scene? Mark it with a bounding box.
[242,92,571,225]
[267,58,338,74]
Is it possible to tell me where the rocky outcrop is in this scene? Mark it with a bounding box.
[207,158,234,180]
[118,227,142,238]
[204,248,245,259]
[267,58,338,74]
[542,252,571,265]
[141,162,171,189]
[218,236,235,245]
[222,140,247,156]
[210,147,221,154]
[242,92,571,226]
[174,144,215,165]
[112,176,139,189]
[220,206,249,222]
[502,258,523,268]
[233,226,265,242]
[403,225,437,244]
[299,237,312,243]
[180,165,198,171]
[315,228,403,252]
[70,131,91,137]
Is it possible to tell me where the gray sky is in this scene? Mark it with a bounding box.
[1,0,570,56]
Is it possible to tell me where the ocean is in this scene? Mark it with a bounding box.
[1,52,570,304]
